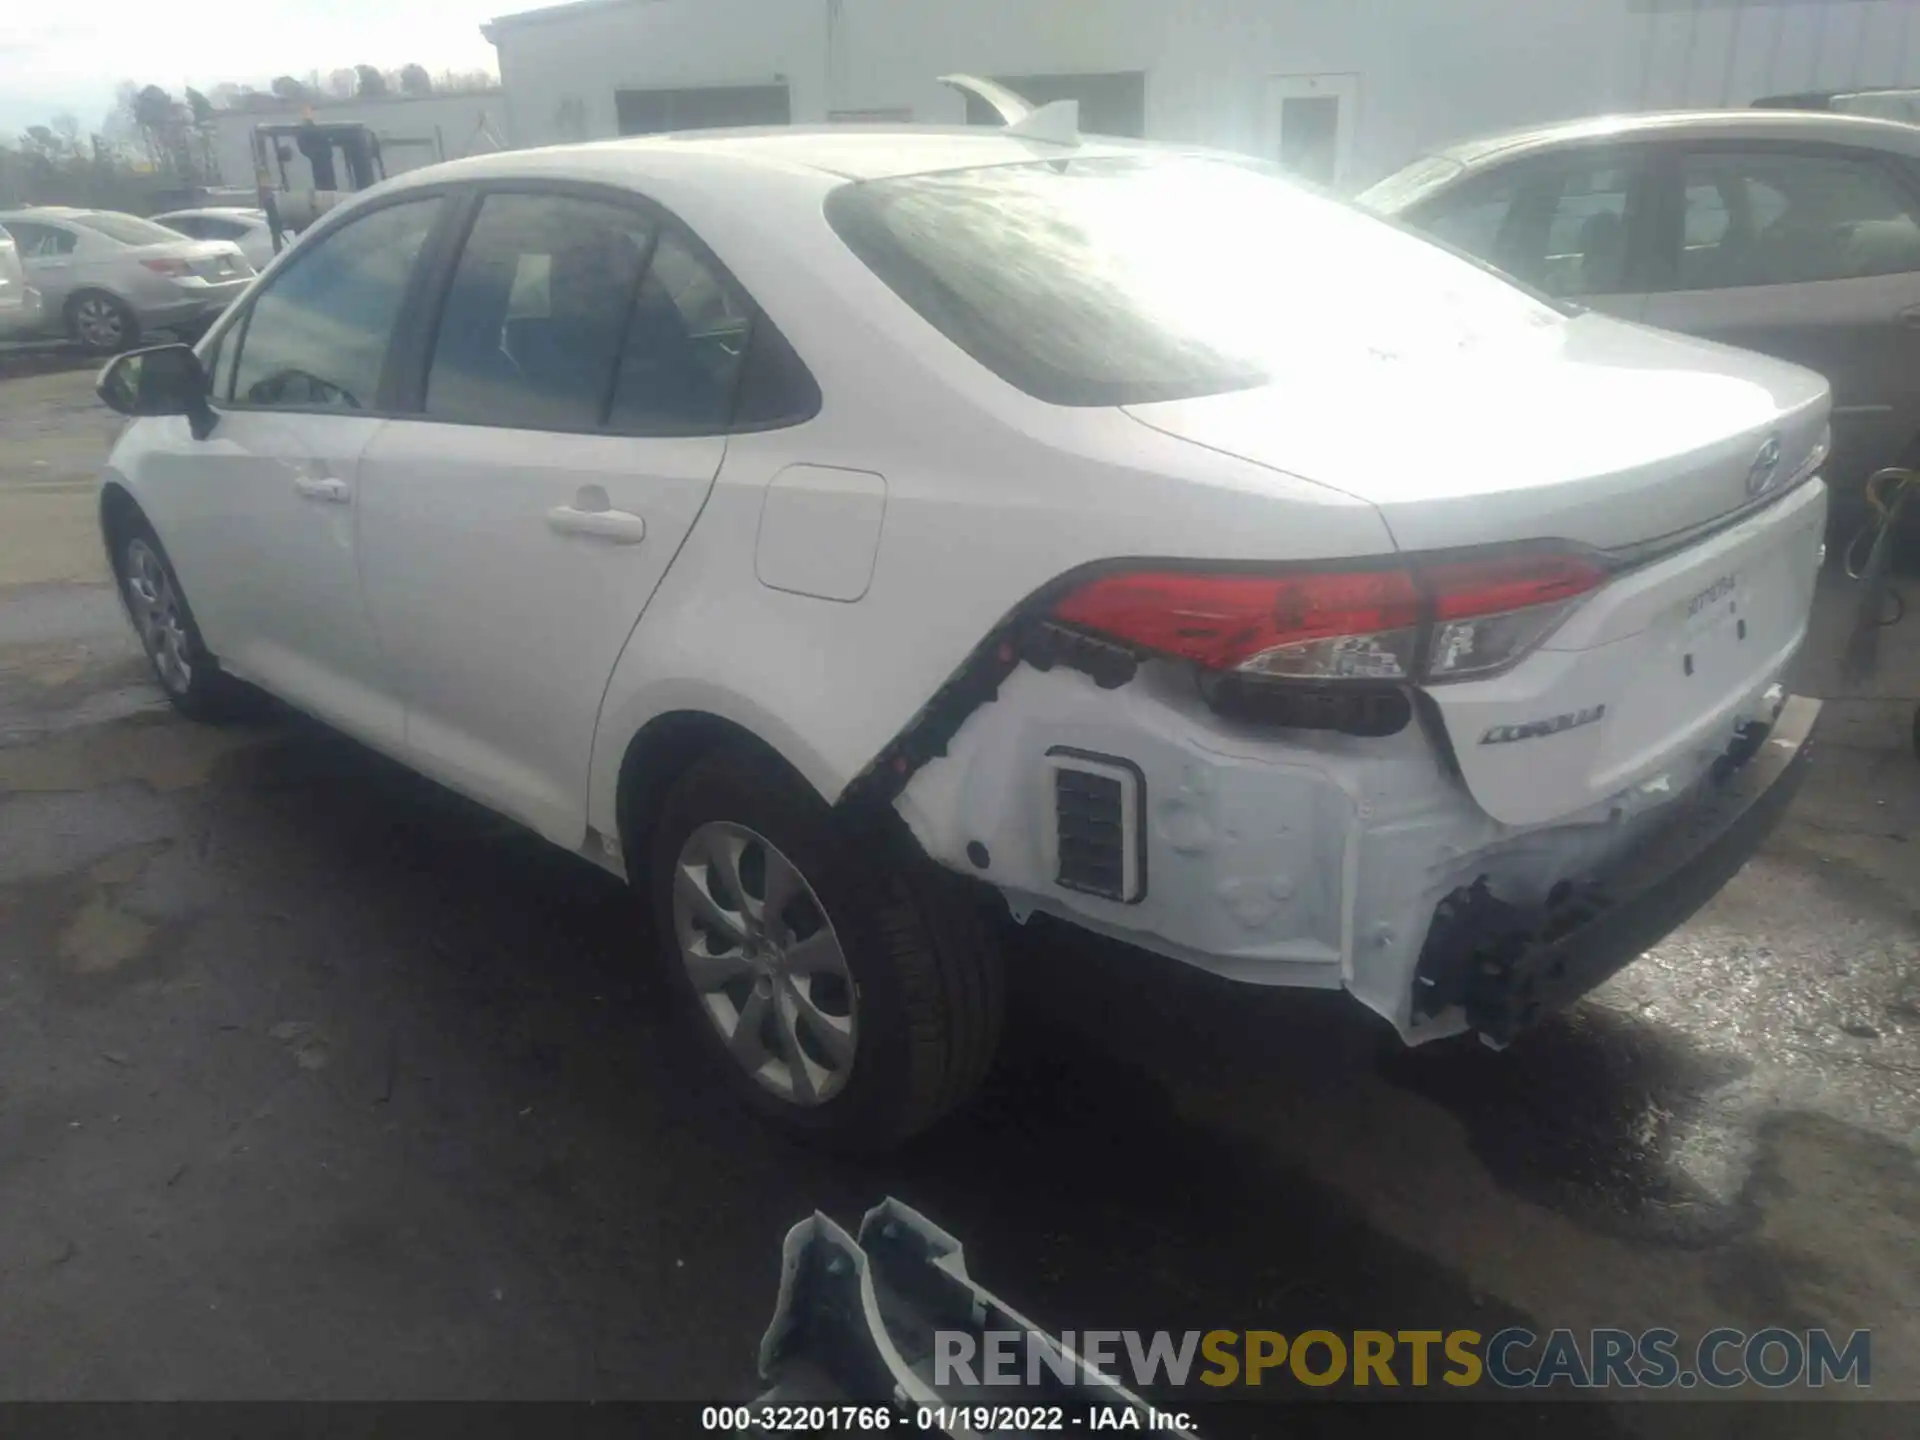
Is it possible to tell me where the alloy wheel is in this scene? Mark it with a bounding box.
[74,296,124,349]
[123,538,192,694]
[672,820,856,1105]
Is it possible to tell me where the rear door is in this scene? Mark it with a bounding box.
[354,186,751,846]
[1404,145,1657,320]
[1639,142,1920,485]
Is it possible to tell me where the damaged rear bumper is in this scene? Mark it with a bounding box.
[1414,694,1820,1043]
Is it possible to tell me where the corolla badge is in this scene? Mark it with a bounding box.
[1745,435,1784,498]
[1480,704,1607,746]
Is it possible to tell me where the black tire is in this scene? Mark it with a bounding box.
[66,290,139,355]
[111,512,257,722]
[646,743,1004,1150]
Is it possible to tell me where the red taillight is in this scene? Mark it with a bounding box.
[1424,553,1609,622]
[1050,552,1608,683]
[1052,570,1420,672]
[141,257,192,277]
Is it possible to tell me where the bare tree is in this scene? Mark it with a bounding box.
[133,84,176,168]
[51,114,81,156]
[327,69,357,99]
[435,69,500,95]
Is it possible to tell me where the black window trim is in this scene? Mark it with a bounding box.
[1643,137,1920,294]
[390,175,821,439]
[209,184,466,419]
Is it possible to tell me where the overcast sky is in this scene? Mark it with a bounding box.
[0,7,504,137]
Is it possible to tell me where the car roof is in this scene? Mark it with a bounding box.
[154,207,266,221]
[1430,108,1920,169]
[389,124,1165,190]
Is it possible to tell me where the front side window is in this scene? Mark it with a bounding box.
[1669,148,1920,289]
[8,222,77,258]
[827,155,1554,406]
[229,197,442,410]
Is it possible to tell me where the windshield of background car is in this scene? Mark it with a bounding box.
[70,211,189,246]
[825,154,1556,406]
[1353,153,1467,214]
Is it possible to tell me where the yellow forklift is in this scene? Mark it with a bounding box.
[250,116,444,255]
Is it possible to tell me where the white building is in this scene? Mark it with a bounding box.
[209,92,512,192]
[481,0,1920,190]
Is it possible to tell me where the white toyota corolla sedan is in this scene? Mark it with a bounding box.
[94,110,1828,1147]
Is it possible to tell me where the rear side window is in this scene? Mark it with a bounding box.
[229,197,442,409]
[424,192,760,434]
[1408,155,1639,299]
[825,155,1553,406]
[70,211,186,246]
[424,193,655,431]
[605,230,751,433]
[1667,148,1920,289]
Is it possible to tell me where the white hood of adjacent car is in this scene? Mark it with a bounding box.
[1125,309,1831,555]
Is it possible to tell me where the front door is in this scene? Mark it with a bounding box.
[355,190,751,846]
[1639,143,1920,486]
[145,194,447,750]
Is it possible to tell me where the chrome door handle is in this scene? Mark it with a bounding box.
[293,476,350,503]
[547,504,647,544]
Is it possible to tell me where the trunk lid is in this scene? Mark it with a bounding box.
[1421,476,1827,825]
[1127,309,1832,826]
[1126,310,1831,553]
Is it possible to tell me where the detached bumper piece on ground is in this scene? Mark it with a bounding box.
[751,1199,1196,1438]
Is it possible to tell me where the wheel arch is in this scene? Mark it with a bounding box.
[98,478,145,571]
[611,707,832,865]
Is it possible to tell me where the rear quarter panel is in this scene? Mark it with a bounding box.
[581,166,1396,840]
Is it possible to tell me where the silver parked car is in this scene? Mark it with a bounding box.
[150,207,285,272]
[1359,110,1920,507]
[0,222,45,340]
[0,207,254,353]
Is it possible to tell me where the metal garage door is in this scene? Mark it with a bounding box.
[615,84,792,136]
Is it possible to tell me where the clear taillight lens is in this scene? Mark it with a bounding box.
[1050,552,1608,684]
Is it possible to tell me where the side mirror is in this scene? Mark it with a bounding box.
[97,343,215,439]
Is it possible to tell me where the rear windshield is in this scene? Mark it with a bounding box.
[70,211,187,247]
[826,154,1545,406]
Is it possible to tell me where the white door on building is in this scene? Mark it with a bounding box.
[1262,73,1359,190]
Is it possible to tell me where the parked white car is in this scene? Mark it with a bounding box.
[93,120,1827,1147]
[0,221,44,339]
[150,207,285,272]
[1358,109,1920,513]
[0,207,253,352]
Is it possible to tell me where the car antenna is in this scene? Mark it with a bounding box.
[936,73,1081,147]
